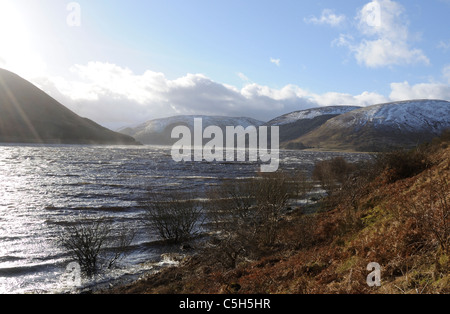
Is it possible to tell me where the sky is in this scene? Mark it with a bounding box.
[0,0,449,129]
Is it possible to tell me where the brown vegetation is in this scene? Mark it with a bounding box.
[203,171,308,269]
[104,131,450,294]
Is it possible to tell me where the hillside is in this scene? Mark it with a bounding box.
[104,133,450,295]
[267,106,361,126]
[119,106,360,147]
[286,100,450,152]
[119,115,264,146]
[0,69,140,145]
[265,106,361,148]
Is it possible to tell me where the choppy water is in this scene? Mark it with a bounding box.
[0,144,369,294]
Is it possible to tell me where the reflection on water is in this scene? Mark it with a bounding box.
[0,144,369,293]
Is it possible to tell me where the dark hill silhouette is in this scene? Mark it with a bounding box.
[0,68,140,145]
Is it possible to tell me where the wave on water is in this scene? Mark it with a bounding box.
[0,144,370,294]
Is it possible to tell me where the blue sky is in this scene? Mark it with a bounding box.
[0,0,449,128]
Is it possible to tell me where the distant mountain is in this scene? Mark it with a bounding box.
[119,115,264,145]
[0,69,139,145]
[266,106,361,148]
[286,100,450,152]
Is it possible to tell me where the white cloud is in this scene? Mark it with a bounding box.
[389,65,450,100]
[442,65,450,84]
[311,91,388,108]
[438,40,450,51]
[33,62,396,128]
[353,38,430,68]
[270,58,281,66]
[237,72,250,82]
[337,0,429,68]
[390,81,450,101]
[304,9,346,27]
[32,62,449,129]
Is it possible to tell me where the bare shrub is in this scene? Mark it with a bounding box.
[253,172,293,246]
[312,157,367,215]
[205,171,300,268]
[204,235,246,269]
[424,128,450,152]
[408,172,449,254]
[205,179,257,268]
[312,160,336,196]
[313,157,356,196]
[278,212,318,250]
[386,170,450,255]
[374,148,431,183]
[142,191,204,244]
[292,170,314,201]
[106,222,137,269]
[58,218,135,277]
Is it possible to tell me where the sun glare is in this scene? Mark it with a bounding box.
[0,0,46,77]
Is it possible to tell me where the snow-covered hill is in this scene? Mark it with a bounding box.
[327,99,450,133]
[265,106,362,145]
[289,99,450,151]
[119,115,264,145]
[267,106,361,126]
